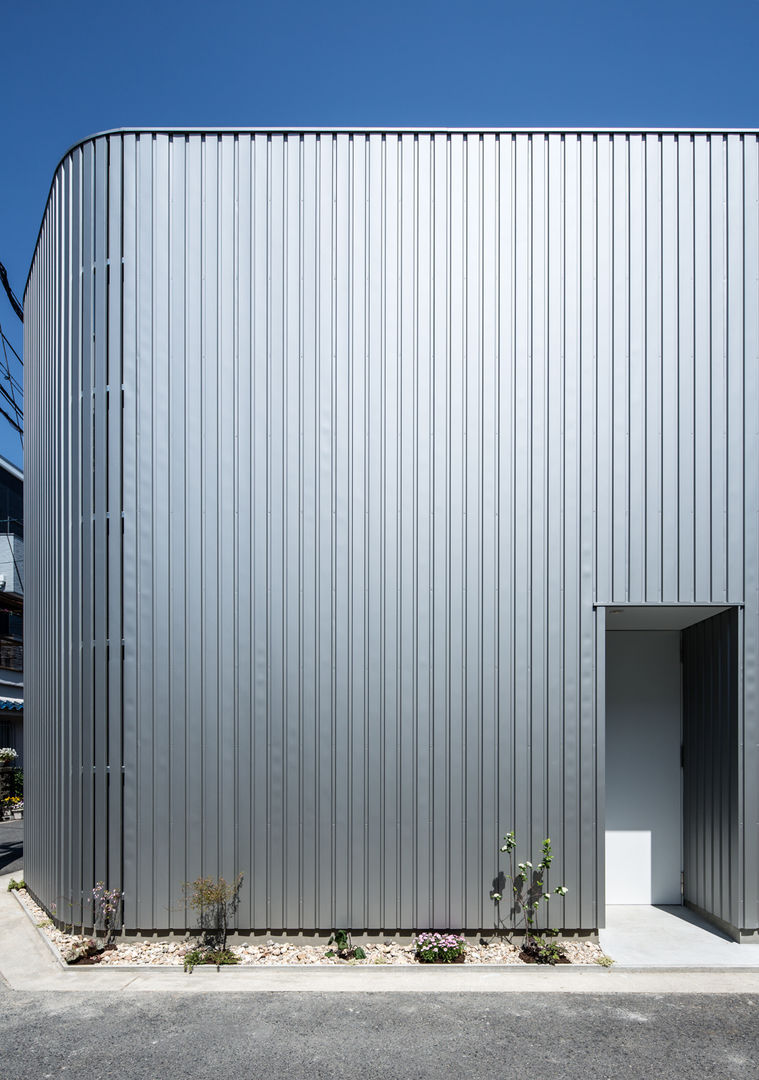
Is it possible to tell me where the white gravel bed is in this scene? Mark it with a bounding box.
[16,890,606,967]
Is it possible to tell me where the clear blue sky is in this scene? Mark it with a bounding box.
[2,0,758,471]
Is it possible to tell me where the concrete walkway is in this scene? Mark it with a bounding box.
[4,870,759,993]
[601,905,759,967]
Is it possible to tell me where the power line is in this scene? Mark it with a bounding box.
[0,329,22,368]
[0,263,22,323]
[0,319,22,449]
[0,260,24,448]
[3,371,22,397]
[0,379,21,420]
[0,401,22,436]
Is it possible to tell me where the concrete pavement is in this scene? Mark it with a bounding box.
[5,869,759,993]
[4,860,759,1079]
[601,905,759,967]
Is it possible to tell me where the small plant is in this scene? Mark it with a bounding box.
[183,947,205,973]
[0,747,18,764]
[522,933,566,965]
[415,932,467,964]
[184,946,239,973]
[325,929,366,960]
[91,882,122,947]
[493,830,569,965]
[7,877,24,891]
[596,953,614,967]
[183,873,244,951]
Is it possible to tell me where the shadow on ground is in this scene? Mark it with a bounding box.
[0,818,23,874]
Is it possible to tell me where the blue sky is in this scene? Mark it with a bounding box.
[2,0,758,470]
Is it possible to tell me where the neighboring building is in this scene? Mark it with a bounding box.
[24,128,759,940]
[0,454,23,764]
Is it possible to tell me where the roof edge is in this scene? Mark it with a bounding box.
[25,124,759,298]
[0,454,23,483]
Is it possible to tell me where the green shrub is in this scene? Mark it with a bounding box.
[182,873,244,951]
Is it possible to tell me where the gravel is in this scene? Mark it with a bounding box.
[16,889,607,967]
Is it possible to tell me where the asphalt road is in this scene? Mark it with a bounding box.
[1,988,757,1079]
[0,818,22,874]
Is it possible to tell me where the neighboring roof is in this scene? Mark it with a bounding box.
[0,696,22,711]
[0,456,23,483]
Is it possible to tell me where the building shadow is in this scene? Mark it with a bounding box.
[0,819,23,874]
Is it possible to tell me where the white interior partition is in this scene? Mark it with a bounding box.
[605,630,682,905]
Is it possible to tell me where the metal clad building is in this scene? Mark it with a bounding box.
[24,129,759,938]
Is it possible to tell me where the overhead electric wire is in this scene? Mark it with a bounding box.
[0,318,23,449]
[3,372,22,397]
[0,379,21,417]
[0,402,22,436]
[0,262,24,450]
[0,329,22,367]
[0,263,22,323]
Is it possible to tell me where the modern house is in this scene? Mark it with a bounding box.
[24,128,759,941]
[0,454,23,764]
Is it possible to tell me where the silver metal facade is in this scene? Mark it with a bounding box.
[682,609,742,934]
[24,130,759,934]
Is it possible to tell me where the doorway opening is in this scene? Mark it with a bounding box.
[605,627,682,904]
[603,605,735,917]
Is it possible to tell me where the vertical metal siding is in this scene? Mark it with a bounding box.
[24,130,759,933]
[683,609,741,931]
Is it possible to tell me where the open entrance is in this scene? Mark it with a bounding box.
[605,627,682,904]
[603,605,737,919]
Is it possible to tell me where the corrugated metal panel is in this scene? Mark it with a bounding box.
[24,131,759,933]
[683,609,741,932]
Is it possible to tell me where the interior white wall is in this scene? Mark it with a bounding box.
[605,631,682,905]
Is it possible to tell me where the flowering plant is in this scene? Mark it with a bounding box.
[92,882,122,946]
[0,747,18,764]
[415,932,466,964]
[492,831,569,964]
